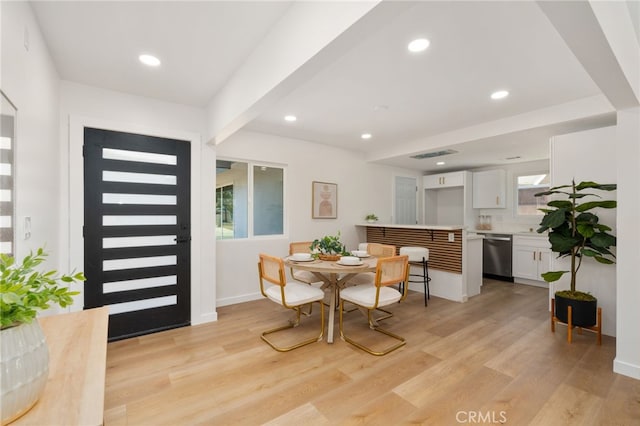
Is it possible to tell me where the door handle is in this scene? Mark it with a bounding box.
[485,236,511,242]
[174,236,191,243]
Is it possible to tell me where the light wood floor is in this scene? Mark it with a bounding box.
[104,279,639,425]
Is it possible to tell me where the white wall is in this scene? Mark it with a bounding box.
[550,126,617,336]
[614,107,640,379]
[470,159,550,232]
[58,81,217,325]
[1,2,61,265]
[215,130,422,306]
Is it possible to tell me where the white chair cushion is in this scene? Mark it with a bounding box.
[399,246,429,262]
[266,282,325,306]
[340,284,401,308]
[292,270,323,286]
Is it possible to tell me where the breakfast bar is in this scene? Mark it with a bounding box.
[356,223,483,302]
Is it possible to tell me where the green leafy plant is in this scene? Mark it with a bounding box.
[0,248,85,329]
[535,180,616,299]
[310,232,349,255]
[365,213,378,221]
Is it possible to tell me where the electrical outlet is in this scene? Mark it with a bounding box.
[23,216,31,240]
[448,232,454,242]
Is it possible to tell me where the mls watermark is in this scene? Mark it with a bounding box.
[456,410,508,424]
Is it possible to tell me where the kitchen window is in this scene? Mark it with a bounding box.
[215,159,284,240]
[516,173,549,216]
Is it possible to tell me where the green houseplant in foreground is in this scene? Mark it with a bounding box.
[1,248,85,424]
[1,248,85,328]
[535,180,616,326]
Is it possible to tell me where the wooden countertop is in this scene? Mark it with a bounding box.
[356,223,465,231]
[13,307,109,426]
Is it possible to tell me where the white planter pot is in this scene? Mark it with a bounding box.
[1,321,49,424]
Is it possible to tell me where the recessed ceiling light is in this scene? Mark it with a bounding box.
[139,54,161,67]
[491,90,509,100]
[436,161,445,166]
[284,115,297,122]
[361,133,372,140]
[408,38,430,53]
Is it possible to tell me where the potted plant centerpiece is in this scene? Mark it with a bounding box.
[365,213,378,223]
[535,180,616,327]
[0,248,85,424]
[310,232,349,261]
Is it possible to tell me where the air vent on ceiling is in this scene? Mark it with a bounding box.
[410,149,458,160]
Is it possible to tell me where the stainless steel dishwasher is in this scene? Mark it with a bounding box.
[482,233,513,281]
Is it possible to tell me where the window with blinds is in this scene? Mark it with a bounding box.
[1,91,16,256]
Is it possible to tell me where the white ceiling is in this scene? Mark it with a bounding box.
[31,1,293,106]
[31,1,625,172]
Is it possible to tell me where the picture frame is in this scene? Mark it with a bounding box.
[312,181,337,219]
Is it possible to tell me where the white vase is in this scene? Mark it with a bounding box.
[1,321,49,424]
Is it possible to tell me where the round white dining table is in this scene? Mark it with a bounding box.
[283,256,377,343]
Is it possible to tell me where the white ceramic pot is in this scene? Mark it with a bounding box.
[1,321,49,424]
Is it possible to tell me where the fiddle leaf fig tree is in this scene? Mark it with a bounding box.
[535,180,617,297]
[0,248,85,329]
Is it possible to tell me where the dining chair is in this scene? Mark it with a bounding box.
[288,241,323,286]
[258,253,325,352]
[345,243,396,287]
[339,255,409,355]
[367,243,396,257]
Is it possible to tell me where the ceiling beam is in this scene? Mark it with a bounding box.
[206,1,413,145]
[365,94,614,164]
[537,0,640,110]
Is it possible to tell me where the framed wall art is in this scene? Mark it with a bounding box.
[312,181,337,219]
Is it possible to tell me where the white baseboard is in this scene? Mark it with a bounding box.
[191,311,218,325]
[613,358,640,380]
[514,278,548,288]
[217,292,263,307]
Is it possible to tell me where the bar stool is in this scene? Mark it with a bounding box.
[399,246,431,306]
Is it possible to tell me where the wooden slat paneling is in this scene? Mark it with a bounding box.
[366,227,462,274]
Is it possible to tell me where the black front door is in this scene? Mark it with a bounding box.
[83,127,191,340]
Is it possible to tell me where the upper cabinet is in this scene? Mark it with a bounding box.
[423,171,475,227]
[423,171,465,189]
[472,169,506,208]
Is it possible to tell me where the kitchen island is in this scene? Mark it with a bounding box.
[356,223,483,302]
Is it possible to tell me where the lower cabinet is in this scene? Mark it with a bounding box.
[512,235,551,284]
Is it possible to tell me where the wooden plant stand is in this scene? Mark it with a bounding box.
[551,298,602,345]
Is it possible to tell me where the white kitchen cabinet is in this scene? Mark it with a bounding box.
[423,171,465,189]
[423,171,476,227]
[512,235,551,285]
[472,169,506,208]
